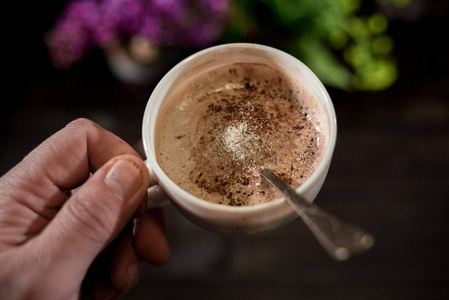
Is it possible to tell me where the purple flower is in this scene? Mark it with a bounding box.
[186,20,222,48]
[46,0,230,67]
[139,12,163,43]
[199,0,229,17]
[102,0,144,35]
[46,0,102,67]
[150,0,187,22]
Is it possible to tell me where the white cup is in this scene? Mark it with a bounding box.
[142,43,337,235]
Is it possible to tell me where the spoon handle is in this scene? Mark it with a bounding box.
[260,168,374,261]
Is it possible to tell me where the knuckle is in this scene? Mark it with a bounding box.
[67,118,98,129]
[65,118,102,137]
[64,118,103,145]
[67,118,96,128]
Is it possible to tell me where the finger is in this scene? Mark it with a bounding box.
[2,118,142,215]
[89,286,119,300]
[81,244,118,300]
[133,208,170,266]
[109,229,142,293]
[82,280,119,300]
[0,119,144,241]
[34,155,150,282]
[135,193,149,217]
[83,223,141,298]
[44,118,142,188]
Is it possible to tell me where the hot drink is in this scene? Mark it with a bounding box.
[155,63,326,206]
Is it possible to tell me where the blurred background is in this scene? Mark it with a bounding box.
[2,0,449,299]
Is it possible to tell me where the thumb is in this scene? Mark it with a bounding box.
[38,155,149,273]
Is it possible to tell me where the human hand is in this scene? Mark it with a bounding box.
[0,118,170,299]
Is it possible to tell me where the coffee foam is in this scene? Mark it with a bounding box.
[155,63,326,206]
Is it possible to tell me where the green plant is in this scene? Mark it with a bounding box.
[223,0,408,91]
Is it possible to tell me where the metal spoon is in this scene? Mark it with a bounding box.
[259,168,374,261]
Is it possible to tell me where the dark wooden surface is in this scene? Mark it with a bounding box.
[2,2,448,299]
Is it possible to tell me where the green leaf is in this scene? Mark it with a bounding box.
[367,13,388,34]
[291,35,352,90]
[353,58,397,90]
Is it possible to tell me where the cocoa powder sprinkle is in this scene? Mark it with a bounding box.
[156,63,324,206]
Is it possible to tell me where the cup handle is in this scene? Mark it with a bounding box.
[145,159,171,209]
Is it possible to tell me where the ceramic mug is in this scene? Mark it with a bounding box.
[142,43,337,235]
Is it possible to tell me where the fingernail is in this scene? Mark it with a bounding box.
[126,263,141,290]
[105,159,142,200]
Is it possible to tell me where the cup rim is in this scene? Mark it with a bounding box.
[142,43,337,213]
